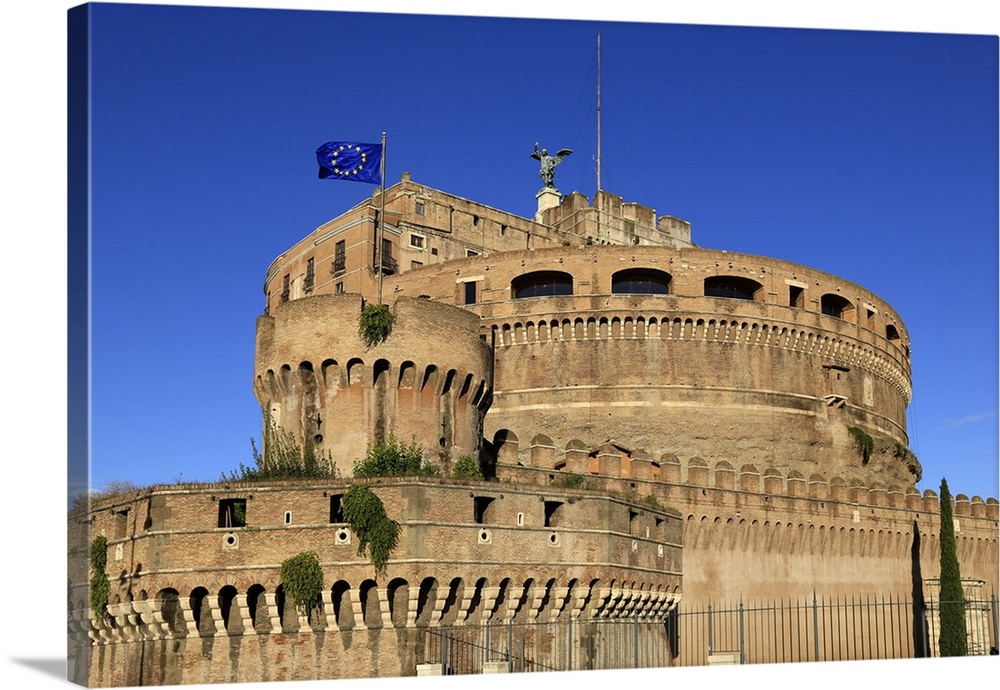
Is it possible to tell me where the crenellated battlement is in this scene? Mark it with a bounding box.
[254,294,494,473]
[491,438,996,518]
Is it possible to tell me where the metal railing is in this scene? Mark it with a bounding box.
[424,616,673,675]
[420,593,998,674]
[676,592,998,666]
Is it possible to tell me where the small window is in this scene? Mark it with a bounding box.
[333,240,346,273]
[473,496,495,524]
[330,495,344,523]
[789,285,804,308]
[409,233,425,249]
[629,509,640,536]
[304,258,315,291]
[218,499,247,528]
[464,280,477,305]
[410,260,423,270]
[284,511,292,525]
[281,274,290,303]
[335,281,344,294]
[512,271,573,299]
[381,238,393,266]
[415,201,425,215]
[466,248,480,257]
[543,500,564,528]
[866,307,876,330]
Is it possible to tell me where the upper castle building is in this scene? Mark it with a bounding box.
[258,171,916,489]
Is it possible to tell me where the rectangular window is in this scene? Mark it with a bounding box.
[473,496,495,524]
[464,280,477,305]
[335,281,344,294]
[380,238,396,274]
[304,257,315,291]
[281,274,290,303]
[789,285,804,309]
[543,500,564,528]
[629,509,640,536]
[333,240,346,273]
[218,498,247,528]
[411,260,423,270]
[330,495,344,523]
[466,248,480,257]
[409,233,425,249]
[114,510,129,540]
[415,201,425,215]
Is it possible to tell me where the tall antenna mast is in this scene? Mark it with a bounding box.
[596,33,602,195]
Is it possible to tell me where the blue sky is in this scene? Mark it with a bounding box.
[2,3,997,689]
[81,3,997,501]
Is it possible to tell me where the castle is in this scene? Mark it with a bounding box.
[68,172,999,686]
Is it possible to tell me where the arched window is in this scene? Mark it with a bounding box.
[611,268,672,294]
[821,293,855,321]
[511,271,573,299]
[704,276,763,301]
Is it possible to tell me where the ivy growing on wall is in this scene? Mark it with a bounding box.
[89,535,110,619]
[279,551,324,615]
[341,485,400,578]
[847,426,874,465]
[358,302,394,348]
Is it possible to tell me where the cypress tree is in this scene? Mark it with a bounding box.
[937,477,967,656]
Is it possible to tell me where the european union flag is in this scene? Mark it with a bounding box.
[316,141,382,184]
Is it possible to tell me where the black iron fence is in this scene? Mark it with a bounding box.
[424,617,673,675]
[422,593,998,674]
[677,593,998,665]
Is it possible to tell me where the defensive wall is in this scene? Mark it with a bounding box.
[254,294,493,473]
[68,480,683,686]
[491,451,999,605]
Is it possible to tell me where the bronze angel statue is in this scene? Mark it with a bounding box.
[531,142,573,190]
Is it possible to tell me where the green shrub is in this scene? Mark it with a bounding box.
[223,413,336,482]
[847,426,874,464]
[451,455,483,480]
[280,551,324,615]
[359,303,393,348]
[552,473,586,489]
[354,435,438,478]
[89,536,110,619]
[341,485,400,578]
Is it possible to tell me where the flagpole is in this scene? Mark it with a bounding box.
[596,33,602,196]
[376,131,387,305]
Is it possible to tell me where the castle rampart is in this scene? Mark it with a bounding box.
[69,480,683,686]
[254,295,493,472]
[490,452,998,605]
